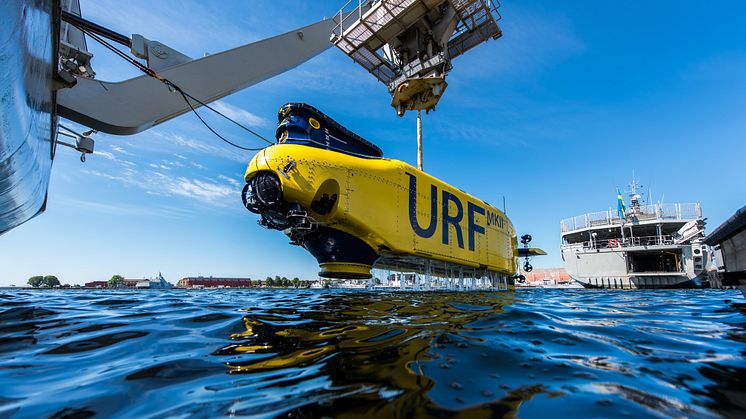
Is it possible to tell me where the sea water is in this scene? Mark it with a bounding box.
[0,289,744,418]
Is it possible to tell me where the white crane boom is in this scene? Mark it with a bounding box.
[58,18,336,135]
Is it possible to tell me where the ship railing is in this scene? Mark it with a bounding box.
[563,235,678,250]
[560,203,702,233]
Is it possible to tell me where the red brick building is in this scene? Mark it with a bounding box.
[84,281,108,288]
[521,268,572,285]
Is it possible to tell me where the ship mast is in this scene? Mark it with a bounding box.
[626,173,644,216]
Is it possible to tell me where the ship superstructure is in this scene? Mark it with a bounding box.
[560,181,708,289]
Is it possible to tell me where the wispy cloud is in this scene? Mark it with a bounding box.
[81,166,242,207]
[149,130,250,163]
[94,150,116,160]
[81,1,260,59]
[219,174,242,188]
[110,145,133,155]
[57,197,192,218]
[165,177,237,204]
[212,101,271,128]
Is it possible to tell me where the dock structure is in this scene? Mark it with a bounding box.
[371,265,512,291]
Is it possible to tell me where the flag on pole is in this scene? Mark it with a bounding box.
[617,188,626,219]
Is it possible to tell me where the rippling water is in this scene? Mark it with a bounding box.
[1,289,744,418]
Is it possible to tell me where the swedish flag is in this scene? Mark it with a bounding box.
[617,189,626,219]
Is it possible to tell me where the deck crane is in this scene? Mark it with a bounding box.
[330,0,503,170]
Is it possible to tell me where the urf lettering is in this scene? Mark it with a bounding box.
[442,190,464,248]
[406,173,437,238]
[467,202,485,251]
[407,173,486,251]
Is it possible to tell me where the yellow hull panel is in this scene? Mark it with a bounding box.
[245,144,518,277]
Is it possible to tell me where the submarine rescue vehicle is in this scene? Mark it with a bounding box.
[243,103,544,283]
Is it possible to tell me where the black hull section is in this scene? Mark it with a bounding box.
[276,103,383,158]
[302,227,379,279]
[576,278,701,290]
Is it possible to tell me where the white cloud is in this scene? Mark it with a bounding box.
[166,177,236,204]
[212,101,271,128]
[153,131,212,153]
[81,1,259,60]
[82,166,241,207]
[162,159,184,168]
[110,145,133,155]
[149,130,248,163]
[94,151,116,160]
[57,197,191,218]
[219,175,242,188]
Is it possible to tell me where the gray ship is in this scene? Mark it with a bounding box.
[560,181,708,289]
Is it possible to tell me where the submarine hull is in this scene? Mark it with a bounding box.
[244,144,518,280]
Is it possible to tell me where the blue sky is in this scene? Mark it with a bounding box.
[2,0,745,286]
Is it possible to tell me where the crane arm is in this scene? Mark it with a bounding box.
[57,18,335,135]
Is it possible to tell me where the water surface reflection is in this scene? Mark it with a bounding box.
[0,289,744,418]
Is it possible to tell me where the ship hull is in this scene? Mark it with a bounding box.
[563,246,704,289]
[0,0,57,235]
[574,276,701,289]
[244,144,518,280]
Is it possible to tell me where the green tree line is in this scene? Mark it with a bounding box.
[263,276,303,288]
[27,275,60,287]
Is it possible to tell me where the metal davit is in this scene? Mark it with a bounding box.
[331,0,502,116]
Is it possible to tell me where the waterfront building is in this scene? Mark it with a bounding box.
[177,277,254,288]
[519,268,573,287]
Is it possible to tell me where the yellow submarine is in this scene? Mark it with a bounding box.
[243,103,543,283]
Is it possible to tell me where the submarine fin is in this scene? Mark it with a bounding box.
[517,248,547,257]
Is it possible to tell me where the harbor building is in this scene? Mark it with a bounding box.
[519,268,574,288]
[177,277,255,288]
